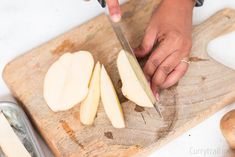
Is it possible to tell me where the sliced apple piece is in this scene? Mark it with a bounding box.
[0,112,31,157]
[44,51,94,112]
[80,62,101,125]
[100,65,125,128]
[117,50,155,107]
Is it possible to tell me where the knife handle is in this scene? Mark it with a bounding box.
[97,0,106,8]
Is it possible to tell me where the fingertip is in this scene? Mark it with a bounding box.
[147,79,151,86]
[143,66,151,81]
[151,85,156,96]
[134,33,156,58]
[111,13,121,22]
[133,46,147,58]
[155,92,160,101]
[151,82,159,97]
[106,0,122,22]
[133,47,141,57]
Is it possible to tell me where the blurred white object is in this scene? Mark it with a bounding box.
[207,31,235,70]
[193,0,235,25]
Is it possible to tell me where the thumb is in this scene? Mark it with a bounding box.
[106,0,121,22]
[134,26,157,58]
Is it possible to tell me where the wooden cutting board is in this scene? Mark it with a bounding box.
[3,0,235,156]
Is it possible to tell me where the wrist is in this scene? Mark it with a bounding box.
[161,0,195,11]
[157,0,193,35]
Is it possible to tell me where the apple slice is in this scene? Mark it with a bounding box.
[117,50,155,107]
[80,62,101,125]
[44,51,94,112]
[0,112,31,157]
[100,65,125,128]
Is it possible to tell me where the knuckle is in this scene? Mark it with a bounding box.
[159,65,172,75]
[158,84,166,89]
[150,58,161,68]
[142,27,156,52]
[183,38,192,50]
[168,31,183,42]
[167,31,192,51]
[180,39,192,56]
[167,31,184,48]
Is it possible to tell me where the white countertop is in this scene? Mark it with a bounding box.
[1,0,235,156]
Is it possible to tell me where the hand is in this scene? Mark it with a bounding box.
[106,0,121,22]
[134,0,194,96]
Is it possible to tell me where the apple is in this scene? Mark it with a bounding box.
[80,62,101,125]
[44,51,94,112]
[220,110,235,149]
[117,50,155,108]
[100,65,125,128]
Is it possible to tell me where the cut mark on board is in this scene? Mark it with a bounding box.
[189,56,209,62]
[52,40,76,55]
[104,131,113,139]
[140,113,147,124]
[134,105,145,112]
[60,120,84,149]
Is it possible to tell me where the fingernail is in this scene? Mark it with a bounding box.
[145,74,150,82]
[155,92,160,101]
[147,80,151,86]
[111,14,121,22]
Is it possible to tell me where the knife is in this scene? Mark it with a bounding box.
[98,0,163,118]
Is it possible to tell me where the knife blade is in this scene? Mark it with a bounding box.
[98,1,163,118]
[110,20,162,118]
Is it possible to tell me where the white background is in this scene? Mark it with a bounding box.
[1,0,235,156]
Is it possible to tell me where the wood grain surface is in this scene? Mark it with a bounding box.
[3,0,235,156]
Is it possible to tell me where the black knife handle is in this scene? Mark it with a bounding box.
[97,0,106,8]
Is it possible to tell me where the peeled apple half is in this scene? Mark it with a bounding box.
[100,65,125,128]
[44,51,94,112]
[117,50,155,108]
[80,62,101,125]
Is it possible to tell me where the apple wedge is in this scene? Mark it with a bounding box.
[0,112,31,157]
[44,51,94,112]
[100,65,125,128]
[117,50,155,108]
[80,62,101,125]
